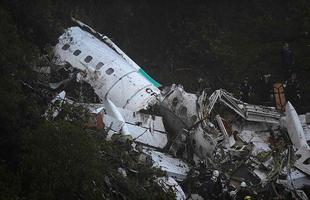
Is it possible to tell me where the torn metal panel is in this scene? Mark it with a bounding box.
[251,138,271,156]
[207,89,281,124]
[115,106,166,133]
[294,145,310,175]
[243,104,281,124]
[143,148,189,181]
[101,114,168,149]
[160,84,199,128]
[277,169,310,190]
[190,125,216,158]
[101,100,168,148]
[102,114,124,140]
[104,99,131,136]
[298,114,310,144]
[216,115,229,140]
[50,97,168,148]
[156,177,186,200]
[237,130,271,156]
[237,130,255,143]
[232,120,272,134]
[44,90,68,118]
[159,84,216,158]
[124,123,167,148]
[285,102,308,149]
[216,115,235,147]
[54,26,160,111]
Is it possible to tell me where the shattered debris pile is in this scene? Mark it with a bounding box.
[32,19,310,199]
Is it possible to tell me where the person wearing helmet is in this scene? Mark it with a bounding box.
[240,182,247,188]
[198,170,223,199]
[211,170,219,181]
[235,181,253,200]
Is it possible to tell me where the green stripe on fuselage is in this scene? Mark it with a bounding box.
[138,68,161,88]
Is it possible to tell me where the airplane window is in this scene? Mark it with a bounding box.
[106,68,114,75]
[62,44,70,50]
[73,50,81,56]
[96,62,104,70]
[84,56,93,63]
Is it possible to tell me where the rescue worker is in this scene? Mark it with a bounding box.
[199,170,223,199]
[239,77,252,103]
[235,182,253,200]
[281,42,294,80]
[284,73,301,110]
[256,73,273,105]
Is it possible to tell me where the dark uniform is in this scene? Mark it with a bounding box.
[199,176,223,200]
[285,73,301,109]
[281,43,294,80]
[256,74,273,105]
[239,78,252,103]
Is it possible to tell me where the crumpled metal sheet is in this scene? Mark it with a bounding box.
[294,145,310,175]
[285,102,308,149]
[156,177,186,200]
[89,101,168,149]
[143,147,190,181]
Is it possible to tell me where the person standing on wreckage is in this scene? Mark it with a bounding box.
[239,77,253,103]
[234,182,254,200]
[198,170,223,199]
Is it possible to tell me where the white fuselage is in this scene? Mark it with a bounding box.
[54,27,160,111]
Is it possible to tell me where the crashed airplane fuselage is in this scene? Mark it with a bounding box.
[54,25,160,112]
[48,20,310,199]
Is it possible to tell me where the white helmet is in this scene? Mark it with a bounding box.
[240,181,247,188]
[212,170,220,178]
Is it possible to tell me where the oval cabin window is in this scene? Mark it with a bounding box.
[73,50,81,56]
[96,62,104,70]
[105,68,114,75]
[61,44,70,50]
[84,56,93,63]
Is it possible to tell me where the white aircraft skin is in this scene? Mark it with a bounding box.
[54,26,161,112]
[47,20,310,199]
[285,101,308,149]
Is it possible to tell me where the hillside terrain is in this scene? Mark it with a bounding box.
[0,0,310,199]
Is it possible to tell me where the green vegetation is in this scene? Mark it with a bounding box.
[0,72,173,199]
[0,2,174,199]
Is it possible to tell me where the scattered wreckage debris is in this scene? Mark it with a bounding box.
[33,19,310,199]
[156,177,187,200]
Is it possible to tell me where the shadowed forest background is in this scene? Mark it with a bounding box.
[0,0,310,199]
[2,0,310,98]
